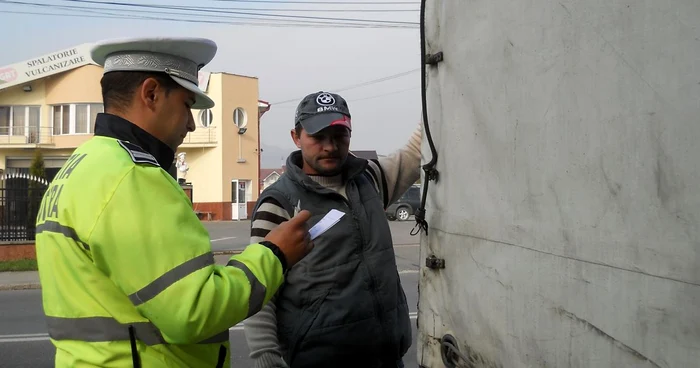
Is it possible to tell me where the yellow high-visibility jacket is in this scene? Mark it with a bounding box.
[35,136,285,367]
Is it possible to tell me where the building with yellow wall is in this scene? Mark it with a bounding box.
[0,43,262,221]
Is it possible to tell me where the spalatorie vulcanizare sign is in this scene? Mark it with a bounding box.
[0,43,95,91]
[0,43,212,94]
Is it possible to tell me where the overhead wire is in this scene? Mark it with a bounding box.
[0,2,409,28]
[0,0,421,107]
[188,7,419,12]
[54,1,420,12]
[0,0,418,28]
[271,68,420,105]
[57,0,418,26]
[0,9,408,28]
[271,86,419,109]
[211,0,418,4]
[348,86,419,102]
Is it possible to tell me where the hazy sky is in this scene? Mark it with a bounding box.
[0,0,422,167]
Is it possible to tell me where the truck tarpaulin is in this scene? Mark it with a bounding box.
[417,0,700,367]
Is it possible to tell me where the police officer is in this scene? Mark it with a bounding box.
[34,37,313,368]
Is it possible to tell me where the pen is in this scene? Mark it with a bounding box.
[294,199,301,216]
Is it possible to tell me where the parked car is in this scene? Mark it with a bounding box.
[386,185,421,221]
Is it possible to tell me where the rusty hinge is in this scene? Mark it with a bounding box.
[425,255,445,269]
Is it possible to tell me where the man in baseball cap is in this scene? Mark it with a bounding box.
[245,90,423,367]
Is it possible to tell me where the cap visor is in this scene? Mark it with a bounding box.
[170,75,215,109]
[300,112,351,135]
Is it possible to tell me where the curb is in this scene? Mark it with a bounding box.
[0,283,41,291]
[0,250,243,291]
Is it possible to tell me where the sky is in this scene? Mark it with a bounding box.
[0,0,422,168]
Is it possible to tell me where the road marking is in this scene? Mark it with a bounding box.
[212,237,236,242]
[0,314,418,343]
[394,244,419,248]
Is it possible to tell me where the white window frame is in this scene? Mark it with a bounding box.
[51,104,70,136]
[199,109,213,127]
[233,107,248,129]
[0,105,41,137]
[51,103,103,135]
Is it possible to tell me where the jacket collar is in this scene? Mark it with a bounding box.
[93,113,175,171]
[284,150,368,193]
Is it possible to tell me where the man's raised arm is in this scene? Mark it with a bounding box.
[366,122,423,207]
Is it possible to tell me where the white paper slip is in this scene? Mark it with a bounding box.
[309,209,345,240]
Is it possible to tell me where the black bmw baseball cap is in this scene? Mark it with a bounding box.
[294,91,352,135]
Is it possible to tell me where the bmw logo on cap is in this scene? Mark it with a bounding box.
[316,93,336,106]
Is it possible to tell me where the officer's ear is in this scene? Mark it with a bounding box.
[139,77,160,111]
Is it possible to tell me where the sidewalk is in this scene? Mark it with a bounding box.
[0,271,40,290]
[0,251,240,291]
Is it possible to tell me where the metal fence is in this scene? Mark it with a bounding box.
[0,173,48,242]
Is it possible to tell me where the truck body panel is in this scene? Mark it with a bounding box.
[417,1,700,367]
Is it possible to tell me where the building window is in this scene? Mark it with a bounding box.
[0,105,41,137]
[52,105,70,135]
[51,103,104,135]
[233,107,247,129]
[0,106,9,135]
[75,104,88,134]
[88,103,102,132]
[199,109,213,127]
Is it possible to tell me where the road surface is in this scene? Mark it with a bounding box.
[0,220,421,367]
[208,218,421,252]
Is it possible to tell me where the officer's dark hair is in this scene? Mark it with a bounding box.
[101,71,181,112]
[294,124,303,137]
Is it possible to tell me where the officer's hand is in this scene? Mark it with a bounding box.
[265,210,313,268]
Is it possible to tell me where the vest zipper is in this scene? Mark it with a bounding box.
[337,187,386,341]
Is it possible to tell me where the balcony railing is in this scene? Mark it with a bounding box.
[0,126,54,145]
[0,125,217,146]
[181,126,217,145]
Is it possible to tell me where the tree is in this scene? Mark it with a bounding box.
[27,150,46,237]
[29,149,46,180]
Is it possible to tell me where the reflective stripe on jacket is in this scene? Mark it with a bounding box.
[35,136,284,367]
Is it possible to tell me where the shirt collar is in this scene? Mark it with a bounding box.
[93,113,175,170]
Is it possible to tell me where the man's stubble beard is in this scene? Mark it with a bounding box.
[308,155,347,177]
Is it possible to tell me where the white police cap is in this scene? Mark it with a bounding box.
[90,37,217,109]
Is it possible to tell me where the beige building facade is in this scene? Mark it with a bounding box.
[0,43,262,221]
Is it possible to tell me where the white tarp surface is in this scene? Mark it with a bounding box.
[418,1,700,367]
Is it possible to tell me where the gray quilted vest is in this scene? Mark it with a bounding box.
[253,151,412,368]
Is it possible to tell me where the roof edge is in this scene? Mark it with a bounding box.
[211,71,258,80]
